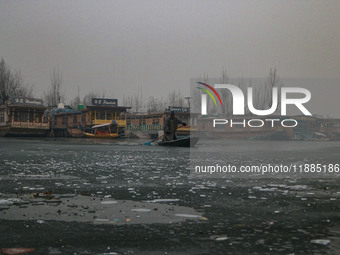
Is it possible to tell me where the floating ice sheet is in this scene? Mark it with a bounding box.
[0,194,203,225]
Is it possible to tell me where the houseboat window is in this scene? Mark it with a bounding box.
[29,112,34,122]
[37,112,44,122]
[62,115,67,125]
[99,112,105,120]
[73,115,77,127]
[18,111,29,122]
[107,113,113,120]
[14,111,20,121]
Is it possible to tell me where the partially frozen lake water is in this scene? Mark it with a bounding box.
[0,137,339,254]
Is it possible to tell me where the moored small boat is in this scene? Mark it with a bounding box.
[84,132,119,139]
[158,137,199,147]
[83,122,119,139]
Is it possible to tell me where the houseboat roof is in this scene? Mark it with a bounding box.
[6,104,49,110]
[92,122,117,129]
[86,105,131,111]
[47,108,82,116]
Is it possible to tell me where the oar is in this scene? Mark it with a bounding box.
[144,135,164,146]
[144,125,184,145]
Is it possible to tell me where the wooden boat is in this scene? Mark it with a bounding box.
[158,137,199,147]
[83,122,119,139]
[68,128,86,138]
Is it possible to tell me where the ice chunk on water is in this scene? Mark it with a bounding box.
[311,239,331,245]
[145,199,180,203]
[94,218,110,222]
[101,201,118,205]
[288,185,308,190]
[0,199,13,206]
[214,236,228,241]
[7,198,29,205]
[175,214,201,218]
[131,208,151,212]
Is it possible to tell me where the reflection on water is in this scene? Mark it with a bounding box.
[0,137,339,254]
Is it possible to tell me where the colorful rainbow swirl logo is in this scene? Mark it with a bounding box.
[196,82,223,106]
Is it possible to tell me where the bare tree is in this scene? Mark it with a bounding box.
[83,91,101,106]
[0,58,33,105]
[266,67,279,88]
[123,96,134,112]
[264,67,281,113]
[248,79,262,114]
[123,95,140,113]
[134,94,143,113]
[44,68,64,106]
[146,96,168,113]
[70,96,81,109]
[219,69,232,116]
[167,90,185,108]
[69,85,82,109]
[191,85,202,114]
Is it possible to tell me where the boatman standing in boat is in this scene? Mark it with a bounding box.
[163,111,187,142]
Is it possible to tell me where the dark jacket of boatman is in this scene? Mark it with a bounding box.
[162,111,187,142]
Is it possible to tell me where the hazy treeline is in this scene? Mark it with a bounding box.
[0,58,188,112]
[122,90,186,113]
[1,57,282,115]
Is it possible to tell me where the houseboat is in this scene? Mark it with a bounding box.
[0,98,49,137]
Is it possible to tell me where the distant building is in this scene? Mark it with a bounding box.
[0,98,49,137]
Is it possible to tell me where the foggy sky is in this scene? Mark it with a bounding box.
[1,0,340,116]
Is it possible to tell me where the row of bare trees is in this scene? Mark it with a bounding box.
[73,68,281,114]
[122,90,187,113]
[1,57,282,115]
[69,91,105,109]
